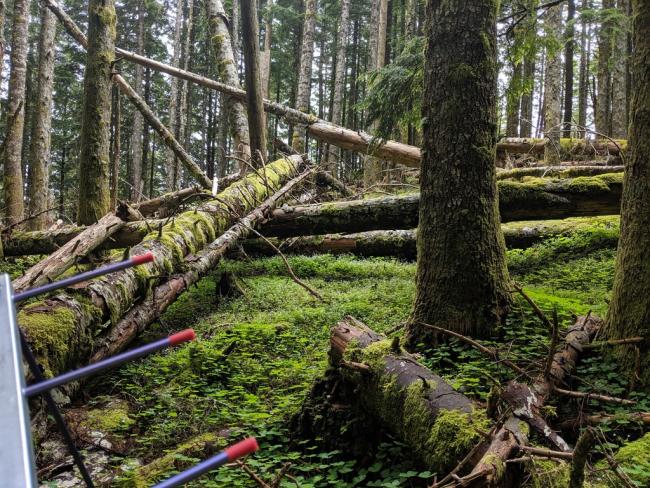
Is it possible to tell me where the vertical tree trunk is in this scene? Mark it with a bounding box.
[563,0,576,137]
[128,0,145,202]
[543,3,564,165]
[326,0,350,175]
[405,0,510,345]
[292,0,317,153]
[260,0,273,99]
[578,0,590,137]
[0,0,5,84]
[241,0,268,167]
[27,5,57,231]
[596,0,614,136]
[110,85,121,209]
[520,55,536,137]
[77,0,115,225]
[166,0,182,190]
[505,61,522,137]
[611,0,629,138]
[142,67,151,197]
[204,0,252,168]
[3,0,29,224]
[604,0,650,392]
[177,0,195,187]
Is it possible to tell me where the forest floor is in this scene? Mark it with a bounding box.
[9,214,646,487]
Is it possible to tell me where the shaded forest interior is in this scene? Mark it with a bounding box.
[1,0,650,486]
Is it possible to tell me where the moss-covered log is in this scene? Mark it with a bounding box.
[300,317,487,473]
[18,156,303,380]
[259,174,622,237]
[496,165,624,180]
[238,216,620,259]
[497,137,627,157]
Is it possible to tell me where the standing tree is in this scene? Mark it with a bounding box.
[128,0,145,201]
[27,4,57,230]
[543,2,563,165]
[292,0,317,153]
[405,0,511,344]
[596,0,614,136]
[167,0,183,190]
[563,0,576,138]
[611,0,630,138]
[3,0,29,225]
[604,0,650,391]
[77,0,116,225]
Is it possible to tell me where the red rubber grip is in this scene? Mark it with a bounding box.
[225,437,259,461]
[131,252,155,265]
[168,328,196,346]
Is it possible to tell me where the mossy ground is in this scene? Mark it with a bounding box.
[38,231,648,486]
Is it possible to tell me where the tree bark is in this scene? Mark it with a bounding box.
[204,0,252,165]
[563,0,576,138]
[167,0,183,190]
[241,0,268,166]
[506,61,522,137]
[258,175,623,237]
[27,5,57,230]
[407,0,511,343]
[292,0,317,153]
[110,84,121,209]
[604,0,650,392]
[260,0,272,99]
[596,0,614,136]
[18,156,302,380]
[3,0,30,224]
[543,2,564,165]
[127,0,145,202]
[578,0,590,136]
[77,0,116,225]
[611,0,629,138]
[325,0,350,175]
[0,0,5,85]
[520,55,536,138]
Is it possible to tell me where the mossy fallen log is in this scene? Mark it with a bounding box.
[259,174,622,237]
[237,216,620,259]
[17,156,303,379]
[299,317,487,473]
[496,165,624,181]
[497,137,627,158]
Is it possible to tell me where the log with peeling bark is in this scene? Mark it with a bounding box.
[260,175,622,237]
[300,317,486,474]
[89,165,313,362]
[497,165,624,180]
[17,156,303,379]
[497,137,626,157]
[238,215,620,259]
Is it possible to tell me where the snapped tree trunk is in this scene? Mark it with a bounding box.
[604,0,650,392]
[27,5,57,231]
[406,0,511,343]
[18,156,302,380]
[77,0,115,225]
[3,0,29,224]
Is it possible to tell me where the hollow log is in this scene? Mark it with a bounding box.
[496,165,624,180]
[307,317,487,473]
[17,156,303,379]
[89,166,313,362]
[259,174,622,237]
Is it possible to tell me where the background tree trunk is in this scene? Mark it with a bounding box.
[563,0,576,138]
[3,0,30,224]
[520,55,536,138]
[166,0,183,190]
[611,0,629,138]
[604,0,650,392]
[406,0,511,344]
[596,0,614,136]
[128,0,145,202]
[543,2,564,165]
[292,0,317,153]
[506,61,522,137]
[578,0,590,137]
[27,5,57,231]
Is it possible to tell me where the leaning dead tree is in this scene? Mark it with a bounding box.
[18,156,303,380]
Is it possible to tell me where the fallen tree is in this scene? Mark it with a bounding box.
[17,156,303,379]
[238,215,620,259]
[259,174,622,237]
[497,137,626,158]
[496,165,624,180]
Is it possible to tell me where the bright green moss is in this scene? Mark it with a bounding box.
[85,401,135,433]
[567,176,611,193]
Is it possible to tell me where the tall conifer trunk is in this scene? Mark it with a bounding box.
[292,0,317,153]
[128,0,145,201]
[406,0,510,345]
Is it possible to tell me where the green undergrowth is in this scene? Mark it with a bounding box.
[59,235,646,486]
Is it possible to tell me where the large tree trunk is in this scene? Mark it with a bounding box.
[292,0,317,153]
[611,0,629,138]
[604,0,650,392]
[27,5,57,231]
[204,0,251,165]
[596,0,614,136]
[241,0,268,166]
[3,0,29,225]
[299,318,483,473]
[406,0,511,343]
[325,0,350,175]
[18,156,302,380]
[77,0,115,225]
[543,2,564,165]
[258,174,623,237]
[127,0,145,202]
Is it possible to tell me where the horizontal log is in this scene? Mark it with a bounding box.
[497,137,627,156]
[496,165,624,180]
[259,174,622,237]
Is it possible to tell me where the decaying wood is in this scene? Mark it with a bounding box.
[89,162,311,363]
[18,156,303,380]
[12,213,126,292]
[496,165,624,180]
[315,171,355,197]
[559,412,650,429]
[497,137,625,157]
